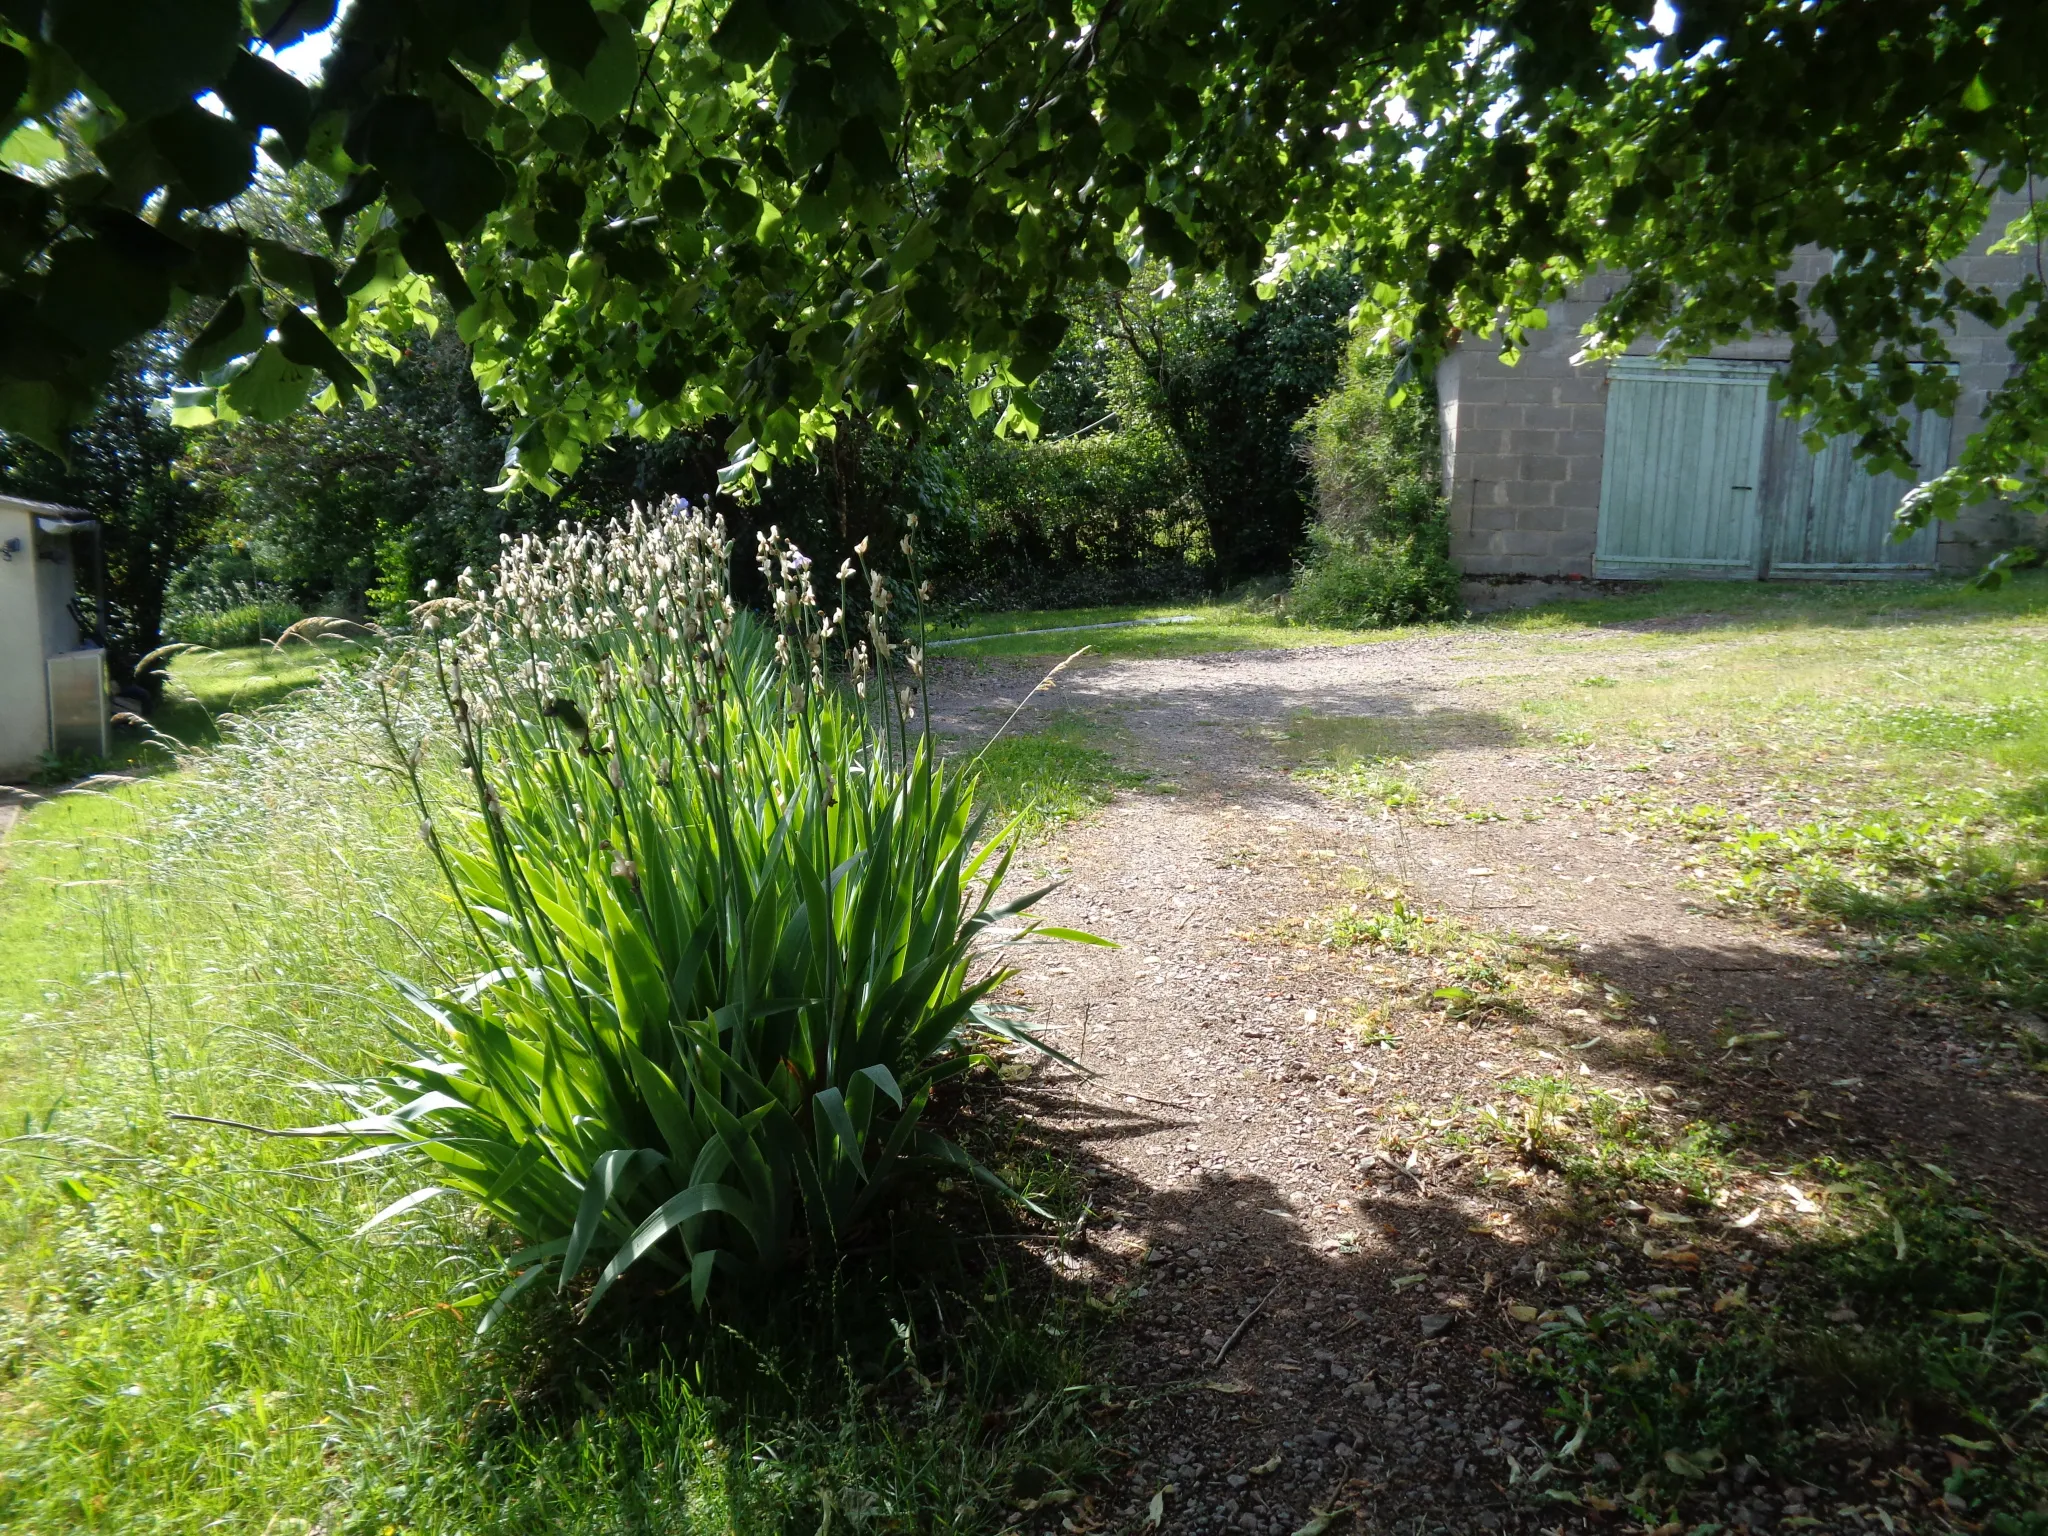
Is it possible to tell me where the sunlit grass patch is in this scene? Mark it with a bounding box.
[926,599,1418,659]
[965,714,1149,841]
[72,641,347,776]
[1312,894,1554,1026]
[165,642,332,714]
[1870,699,2044,749]
[1459,578,2048,1047]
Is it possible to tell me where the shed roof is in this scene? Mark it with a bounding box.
[0,492,91,519]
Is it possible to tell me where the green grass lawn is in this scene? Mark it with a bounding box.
[0,663,1110,1535]
[17,643,346,782]
[114,642,341,770]
[1493,567,2048,635]
[925,597,1421,658]
[1466,569,2048,1042]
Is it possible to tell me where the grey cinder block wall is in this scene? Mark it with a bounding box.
[1438,193,2045,579]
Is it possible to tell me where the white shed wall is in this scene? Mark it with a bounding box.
[0,503,50,778]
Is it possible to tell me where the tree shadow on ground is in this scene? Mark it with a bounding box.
[1549,929,2048,1209]
[995,894,2048,1536]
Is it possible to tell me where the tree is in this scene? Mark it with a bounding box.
[0,332,215,691]
[1,0,2044,533]
[1106,268,1358,581]
[192,326,511,612]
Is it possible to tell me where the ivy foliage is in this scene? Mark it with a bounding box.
[1289,340,1459,628]
[1,0,2046,524]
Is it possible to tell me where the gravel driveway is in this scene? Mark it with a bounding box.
[927,637,2048,1536]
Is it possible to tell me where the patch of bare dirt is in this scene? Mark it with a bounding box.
[928,639,2048,1536]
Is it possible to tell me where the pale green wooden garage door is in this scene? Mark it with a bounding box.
[1595,359,1773,577]
[1594,357,1950,579]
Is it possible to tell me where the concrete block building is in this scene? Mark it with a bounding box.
[1439,197,2041,581]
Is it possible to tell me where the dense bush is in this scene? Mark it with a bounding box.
[1289,526,1460,628]
[1107,268,1361,582]
[340,503,1082,1319]
[1288,342,1460,627]
[932,421,1206,607]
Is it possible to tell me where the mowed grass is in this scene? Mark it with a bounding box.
[1478,570,2048,1036]
[0,667,1113,1534]
[965,712,1151,841]
[926,598,1417,658]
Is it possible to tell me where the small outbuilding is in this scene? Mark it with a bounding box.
[0,493,108,780]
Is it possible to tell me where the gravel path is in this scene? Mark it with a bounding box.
[929,637,2048,1536]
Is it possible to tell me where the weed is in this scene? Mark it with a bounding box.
[1472,1075,1733,1206]
[1296,755,1422,809]
[29,747,107,785]
[1325,894,1465,956]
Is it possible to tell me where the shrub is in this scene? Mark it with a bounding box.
[163,578,302,648]
[1289,525,1459,628]
[1288,341,1459,627]
[333,503,1088,1322]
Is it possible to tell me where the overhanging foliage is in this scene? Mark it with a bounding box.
[1,0,2044,524]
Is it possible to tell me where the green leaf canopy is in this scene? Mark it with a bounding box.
[0,0,2045,521]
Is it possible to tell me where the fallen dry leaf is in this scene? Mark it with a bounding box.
[1643,1242,1701,1266]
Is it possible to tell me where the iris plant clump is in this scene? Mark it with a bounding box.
[320,500,1090,1324]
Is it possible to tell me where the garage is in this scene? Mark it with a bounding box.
[1591,358,1951,580]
